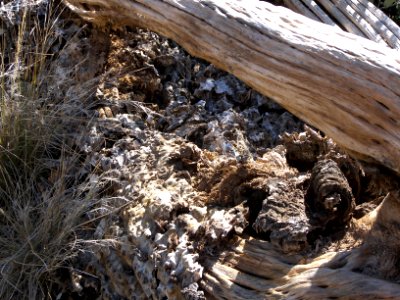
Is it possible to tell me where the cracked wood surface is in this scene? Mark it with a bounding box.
[64,0,400,174]
[200,192,400,299]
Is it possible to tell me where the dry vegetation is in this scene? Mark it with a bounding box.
[0,1,102,298]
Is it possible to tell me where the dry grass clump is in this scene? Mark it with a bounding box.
[0,161,93,299]
[0,1,98,298]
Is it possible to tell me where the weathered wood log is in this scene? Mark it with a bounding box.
[283,0,321,21]
[289,0,400,49]
[299,0,339,27]
[65,0,400,174]
[356,0,400,43]
[314,0,368,35]
[342,0,400,48]
[331,0,385,42]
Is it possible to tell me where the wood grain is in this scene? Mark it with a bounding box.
[63,0,400,174]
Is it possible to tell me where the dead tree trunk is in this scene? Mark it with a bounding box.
[65,0,400,174]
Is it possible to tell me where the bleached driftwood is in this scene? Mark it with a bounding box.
[65,0,399,174]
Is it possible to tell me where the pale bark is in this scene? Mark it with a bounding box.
[314,0,367,35]
[293,0,400,49]
[331,0,385,42]
[300,0,339,27]
[284,0,321,21]
[343,0,400,48]
[350,0,400,46]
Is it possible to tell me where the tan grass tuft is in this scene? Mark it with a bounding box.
[0,1,100,298]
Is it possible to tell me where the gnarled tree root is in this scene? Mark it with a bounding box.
[202,193,400,299]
